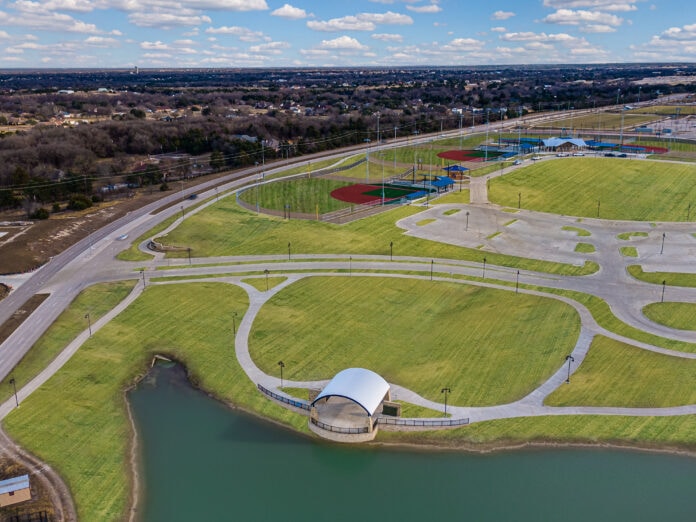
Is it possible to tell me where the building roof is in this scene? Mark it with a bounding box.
[311,368,390,417]
[543,137,587,148]
[0,475,29,495]
[432,176,455,188]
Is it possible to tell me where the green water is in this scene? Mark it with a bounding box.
[129,364,696,522]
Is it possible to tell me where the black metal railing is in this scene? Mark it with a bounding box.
[310,417,369,434]
[257,383,311,411]
[377,416,470,427]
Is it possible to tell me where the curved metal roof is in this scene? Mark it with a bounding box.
[311,368,390,417]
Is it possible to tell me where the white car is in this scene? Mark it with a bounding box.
[572,152,585,156]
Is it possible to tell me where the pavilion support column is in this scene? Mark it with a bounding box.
[367,416,373,433]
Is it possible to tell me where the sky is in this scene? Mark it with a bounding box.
[0,0,695,68]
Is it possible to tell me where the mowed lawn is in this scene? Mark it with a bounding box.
[545,335,696,407]
[248,276,580,406]
[158,197,597,276]
[238,177,353,214]
[642,302,696,331]
[490,158,696,221]
[3,283,307,522]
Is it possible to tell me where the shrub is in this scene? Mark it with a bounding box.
[67,193,93,211]
[30,207,50,220]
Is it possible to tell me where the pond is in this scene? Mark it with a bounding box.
[129,363,696,522]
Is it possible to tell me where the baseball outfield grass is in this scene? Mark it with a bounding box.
[490,158,696,221]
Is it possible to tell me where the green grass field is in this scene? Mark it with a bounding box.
[0,282,135,406]
[491,158,696,221]
[530,112,656,131]
[248,276,580,406]
[545,335,696,407]
[4,283,310,522]
[627,265,696,288]
[575,243,595,253]
[642,302,696,331]
[239,177,352,214]
[156,199,597,276]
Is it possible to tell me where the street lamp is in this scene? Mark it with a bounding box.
[232,311,238,336]
[516,270,520,294]
[278,361,285,389]
[9,377,19,408]
[287,242,291,260]
[465,211,470,231]
[264,269,270,291]
[660,232,666,255]
[180,205,185,220]
[565,355,575,383]
[441,387,450,417]
[390,241,393,261]
[84,313,92,337]
[482,257,487,279]
[661,280,666,303]
[430,259,434,281]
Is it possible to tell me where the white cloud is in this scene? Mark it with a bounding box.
[318,35,369,50]
[542,9,623,27]
[491,10,515,20]
[84,36,119,46]
[441,37,486,51]
[490,26,506,33]
[542,1,638,11]
[0,5,103,33]
[128,11,211,28]
[0,30,10,39]
[660,23,696,40]
[501,31,583,44]
[205,25,265,41]
[270,3,307,19]
[248,41,290,54]
[371,33,403,42]
[406,4,442,13]
[581,24,617,33]
[307,11,413,32]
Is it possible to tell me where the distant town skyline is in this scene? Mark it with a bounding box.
[0,0,694,68]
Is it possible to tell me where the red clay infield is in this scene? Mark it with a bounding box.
[331,184,384,204]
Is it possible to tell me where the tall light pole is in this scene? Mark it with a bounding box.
[619,106,627,150]
[459,111,463,150]
[465,211,469,231]
[441,387,450,417]
[484,108,491,162]
[9,377,18,408]
[565,355,575,383]
[661,280,666,303]
[278,360,285,389]
[84,313,92,337]
[264,269,270,291]
[482,257,487,279]
[232,311,238,336]
[660,232,666,255]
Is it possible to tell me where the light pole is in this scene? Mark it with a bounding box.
[278,361,285,389]
[516,270,520,294]
[232,311,238,336]
[140,269,146,288]
[465,211,470,231]
[187,247,192,265]
[390,241,393,261]
[430,259,434,281]
[84,313,92,337]
[661,280,666,303]
[180,205,184,220]
[264,269,270,291]
[518,192,521,209]
[287,242,291,260]
[9,377,19,408]
[482,257,487,279]
[660,232,666,255]
[441,387,450,417]
[565,355,575,383]
[349,255,352,276]
[484,109,491,162]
